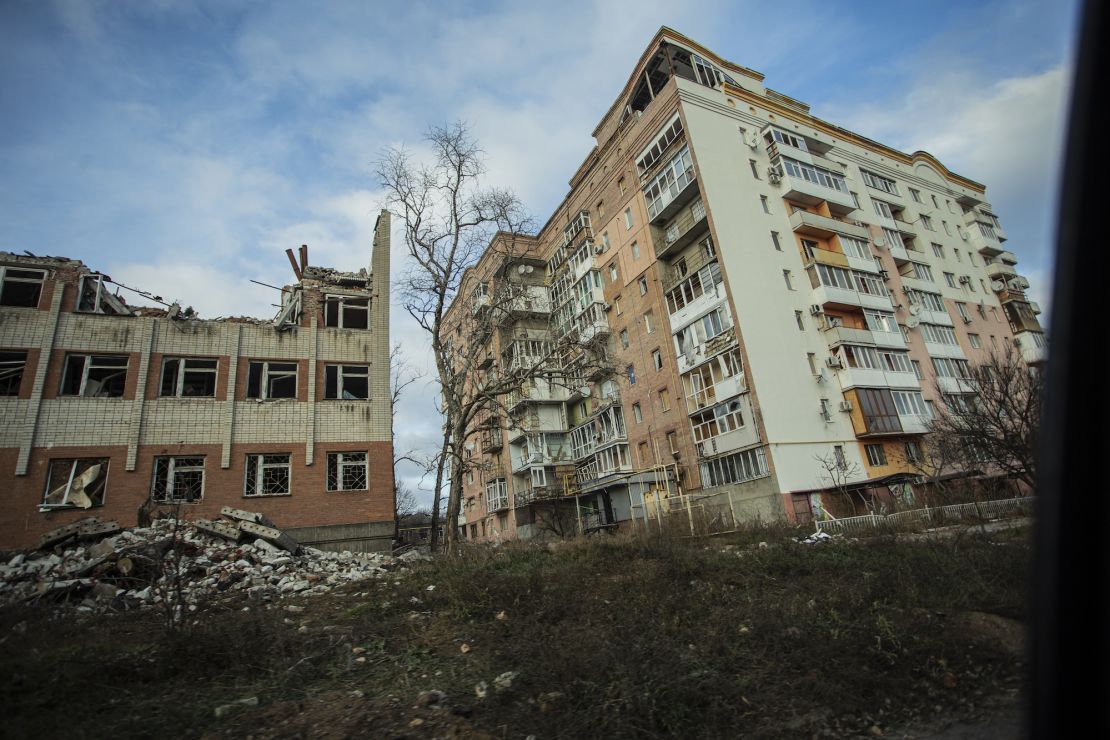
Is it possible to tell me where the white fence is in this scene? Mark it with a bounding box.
[815,496,1034,535]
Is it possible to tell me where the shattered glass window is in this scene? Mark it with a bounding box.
[324,364,369,400]
[151,456,205,503]
[0,351,27,396]
[244,453,291,496]
[324,295,368,329]
[160,357,218,397]
[0,266,45,308]
[327,452,367,491]
[42,458,109,509]
[246,361,297,399]
[60,354,128,397]
[76,275,130,315]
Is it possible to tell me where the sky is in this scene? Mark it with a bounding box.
[0,0,1081,507]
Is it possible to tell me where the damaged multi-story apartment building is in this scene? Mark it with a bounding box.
[444,28,1046,542]
[0,211,395,552]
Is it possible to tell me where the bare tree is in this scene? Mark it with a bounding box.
[376,122,533,549]
[394,480,419,520]
[814,451,870,516]
[925,344,1042,491]
[390,343,423,526]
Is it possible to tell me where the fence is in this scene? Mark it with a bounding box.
[815,496,1034,535]
[629,488,784,537]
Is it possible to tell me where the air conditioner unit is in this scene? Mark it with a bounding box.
[593,244,604,255]
[838,400,854,412]
[879,269,890,280]
[767,166,783,184]
[826,356,843,369]
[809,304,823,316]
[602,302,612,312]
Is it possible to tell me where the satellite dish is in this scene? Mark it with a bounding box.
[1018,277,1030,289]
[873,237,887,249]
[906,317,920,329]
[990,280,1005,292]
[517,265,527,275]
[909,304,922,316]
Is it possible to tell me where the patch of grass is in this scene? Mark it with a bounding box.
[1,531,1029,739]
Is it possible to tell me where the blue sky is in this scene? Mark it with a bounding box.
[0,0,1080,506]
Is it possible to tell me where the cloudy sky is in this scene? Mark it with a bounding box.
[0,0,1080,507]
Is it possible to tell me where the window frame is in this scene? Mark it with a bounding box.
[0,265,46,308]
[327,451,369,492]
[42,457,110,509]
[60,353,128,397]
[160,357,218,398]
[324,363,370,400]
[150,455,206,504]
[244,453,292,497]
[323,294,369,329]
[246,360,299,400]
[0,350,27,396]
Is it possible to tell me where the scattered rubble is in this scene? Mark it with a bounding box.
[1,509,431,614]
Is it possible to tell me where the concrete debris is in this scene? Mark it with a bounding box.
[493,671,517,693]
[796,531,835,545]
[1,509,425,615]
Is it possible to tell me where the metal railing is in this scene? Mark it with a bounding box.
[815,496,1033,534]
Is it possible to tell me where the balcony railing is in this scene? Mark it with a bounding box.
[654,197,708,259]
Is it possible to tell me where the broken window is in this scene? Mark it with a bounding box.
[324,364,369,400]
[160,357,218,397]
[327,451,367,491]
[1,350,27,396]
[324,295,368,329]
[244,454,291,497]
[0,266,45,308]
[60,354,128,397]
[42,458,109,509]
[151,456,205,503]
[76,274,130,314]
[246,360,297,399]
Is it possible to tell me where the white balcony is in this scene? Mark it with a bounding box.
[812,283,895,312]
[777,167,857,214]
[834,366,921,391]
[696,425,761,460]
[1013,331,1047,365]
[676,328,737,375]
[668,282,726,330]
[919,308,955,327]
[897,414,931,435]
[789,210,870,241]
[684,374,746,413]
[936,376,976,394]
[923,341,966,359]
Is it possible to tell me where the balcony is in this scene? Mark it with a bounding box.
[684,373,746,413]
[790,210,870,241]
[654,197,709,259]
[513,485,564,507]
[922,341,966,360]
[964,221,1004,257]
[477,350,495,370]
[812,283,895,313]
[1013,331,1047,365]
[985,262,1017,282]
[696,427,761,460]
[897,414,931,435]
[677,327,737,375]
[662,247,716,293]
[645,147,699,225]
[833,365,921,391]
[772,158,857,215]
[936,376,976,394]
[822,325,907,351]
[482,429,503,452]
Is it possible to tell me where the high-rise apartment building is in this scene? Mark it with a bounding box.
[444,28,1045,541]
[0,213,396,551]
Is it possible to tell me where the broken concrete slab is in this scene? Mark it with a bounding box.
[239,521,300,555]
[195,520,242,543]
[77,520,122,541]
[220,506,275,528]
[38,518,99,550]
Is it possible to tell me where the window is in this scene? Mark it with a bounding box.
[954,250,962,262]
[244,454,291,497]
[324,295,368,329]
[865,444,887,466]
[151,456,205,503]
[820,399,832,422]
[955,302,971,323]
[644,145,695,220]
[760,195,770,214]
[749,159,760,179]
[873,199,895,220]
[652,349,663,370]
[907,289,945,313]
[771,231,782,251]
[327,451,368,491]
[160,357,217,397]
[638,277,648,295]
[931,195,939,208]
[1,350,27,396]
[944,272,957,288]
[691,399,746,442]
[931,243,944,258]
[602,232,611,250]
[42,458,108,508]
[0,266,45,307]
[856,388,902,434]
[597,201,605,219]
[833,445,847,470]
[644,310,655,334]
[659,388,671,411]
[921,323,959,345]
[919,215,934,231]
[807,353,818,376]
[60,354,128,397]
[633,402,643,423]
[860,169,899,195]
[627,365,636,385]
[618,177,626,195]
[700,446,769,487]
[907,262,934,282]
[667,431,679,455]
[840,237,873,261]
[850,191,860,208]
[783,270,794,290]
[631,241,641,259]
[904,440,924,464]
[969,333,982,349]
[909,189,922,203]
[325,364,369,400]
[892,390,932,418]
[912,360,923,379]
[638,441,652,467]
[247,361,298,399]
[76,274,129,314]
[801,239,818,261]
[608,263,618,282]
[619,329,629,348]
[943,220,952,236]
[795,311,805,330]
[781,158,848,193]
[614,296,623,315]
[665,262,722,314]
[624,208,634,230]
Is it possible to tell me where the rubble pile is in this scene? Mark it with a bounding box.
[0,507,428,614]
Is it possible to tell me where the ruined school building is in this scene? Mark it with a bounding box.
[0,212,395,552]
[445,28,1046,542]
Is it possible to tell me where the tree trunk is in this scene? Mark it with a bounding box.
[428,435,449,551]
